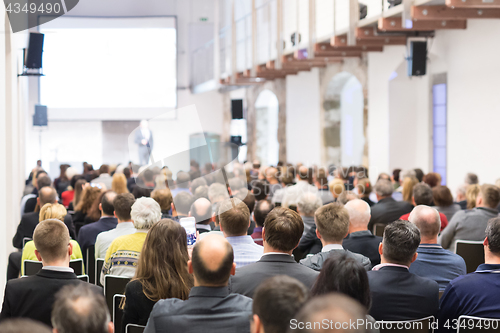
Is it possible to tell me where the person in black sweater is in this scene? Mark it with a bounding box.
[121,219,193,331]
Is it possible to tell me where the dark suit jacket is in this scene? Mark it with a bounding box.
[367,197,413,232]
[145,286,252,333]
[298,224,322,255]
[367,266,439,321]
[0,269,102,327]
[12,212,76,249]
[229,254,319,298]
[77,216,118,263]
[23,197,37,214]
[343,230,383,266]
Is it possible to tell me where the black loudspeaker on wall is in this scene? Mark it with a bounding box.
[33,105,48,126]
[408,41,427,77]
[25,32,44,69]
[231,99,244,119]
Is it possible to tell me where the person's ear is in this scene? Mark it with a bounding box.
[230,262,236,276]
[99,203,103,212]
[68,242,73,257]
[411,252,418,264]
[188,211,192,217]
[316,228,322,240]
[477,195,483,207]
[114,211,117,219]
[187,260,194,274]
[171,203,177,214]
[248,219,251,228]
[251,314,262,333]
[107,321,114,333]
[37,197,40,206]
[484,237,489,247]
[53,328,59,333]
[412,197,416,206]
[262,227,266,244]
[378,242,383,256]
[35,249,42,262]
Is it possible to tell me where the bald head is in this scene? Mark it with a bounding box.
[408,205,441,241]
[190,198,213,225]
[344,199,371,229]
[191,234,234,286]
[39,187,57,207]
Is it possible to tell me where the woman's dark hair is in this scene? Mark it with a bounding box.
[432,185,454,207]
[58,164,70,182]
[311,253,371,310]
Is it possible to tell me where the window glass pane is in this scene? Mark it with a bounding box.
[433,106,446,126]
[433,127,446,147]
[434,147,447,168]
[435,167,447,185]
[433,84,446,105]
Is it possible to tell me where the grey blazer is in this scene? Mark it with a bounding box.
[299,248,372,271]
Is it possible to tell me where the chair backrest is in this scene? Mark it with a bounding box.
[104,275,131,316]
[23,260,42,276]
[377,316,435,333]
[455,240,485,274]
[126,324,146,333]
[77,275,89,282]
[22,237,32,248]
[113,294,125,333]
[96,258,105,286]
[69,259,84,276]
[87,245,96,284]
[439,290,445,300]
[373,223,386,237]
[457,315,500,332]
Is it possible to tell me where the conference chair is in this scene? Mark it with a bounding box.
[96,258,105,286]
[457,315,500,332]
[23,259,84,277]
[69,258,84,276]
[104,275,131,317]
[373,223,386,237]
[77,275,89,282]
[113,294,125,333]
[377,316,435,333]
[439,290,445,299]
[455,240,485,274]
[22,237,32,248]
[86,245,96,284]
[126,324,146,333]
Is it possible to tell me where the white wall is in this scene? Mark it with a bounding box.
[340,76,365,167]
[286,68,322,165]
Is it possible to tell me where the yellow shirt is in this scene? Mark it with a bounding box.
[21,240,84,276]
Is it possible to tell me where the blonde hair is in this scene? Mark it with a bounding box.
[112,173,129,194]
[328,179,345,198]
[402,176,419,204]
[40,203,67,222]
[466,184,481,209]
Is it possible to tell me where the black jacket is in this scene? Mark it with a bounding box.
[122,280,156,332]
[229,254,319,298]
[145,286,252,333]
[0,269,102,327]
[343,230,383,266]
[298,224,322,255]
[367,266,439,321]
[12,212,76,249]
[299,248,372,271]
[367,197,413,232]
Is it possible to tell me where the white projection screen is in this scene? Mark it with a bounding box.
[39,16,177,120]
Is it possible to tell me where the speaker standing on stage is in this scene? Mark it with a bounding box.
[135,120,154,165]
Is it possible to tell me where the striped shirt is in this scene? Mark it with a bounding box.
[226,236,264,268]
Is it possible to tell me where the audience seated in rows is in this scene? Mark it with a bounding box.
[230,207,319,297]
[189,198,213,234]
[438,217,500,332]
[100,197,161,284]
[433,185,462,222]
[66,178,87,211]
[0,318,52,333]
[0,219,101,327]
[251,200,274,246]
[408,205,466,291]
[300,203,371,271]
[171,191,194,221]
[343,199,382,266]
[151,188,173,219]
[170,171,191,198]
[122,219,193,330]
[145,234,253,333]
[23,174,51,214]
[265,167,282,201]
[91,165,112,190]
[315,169,334,204]
[439,184,500,252]
[297,192,322,236]
[356,177,375,207]
[282,166,318,209]
[367,220,439,321]
[73,184,103,224]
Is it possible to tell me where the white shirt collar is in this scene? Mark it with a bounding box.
[372,263,409,271]
[322,244,344,252]
[197,224,211,231]
[262,252,291,256]
[42,266,74,273]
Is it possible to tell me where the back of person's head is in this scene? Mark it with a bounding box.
[291,293,367,333]
[252,180,269,201]
[356,178,372,197]
[432,186,453,207]
[134,219,193,301]
[478,184,500,209]
[465,172,479,185]
[423,172,441,188]
[123,167,131,179]
[228,177,245,193]
[328,178,345,198]
[33,219,70,264]
[191,177,208,193]
[402,176,419,203]
[377,172,390,181]
[113,193,135,221]
[236,191,256,214]
[111,173,128,194]
[297,193,322,217]
[414,168,424,182]
[311,253,371,309]
[190,198,213,224]
[208,183,229,203]
[151,188,173,212]
[254,200,274,227]
[412,183,433,206]
[37,175,52,190]
[99,164,109,175]
[100,191,116,216]
[76,185,102,213]
[0,319,51,333]
[315,168,329,188]
[382,220,420,265]
[218,198,250,236]
[253,276,309,333]
[52,284,111,333]
[176,171,191,188]
[466,184,481,209]
[264,207,303,252]
[130,197,161,230]
[190,234,234,286]
[297,166,313,183]
[279,167,295,186]
[374,179,393,197]
[315,203,350,243]
[39,186,57,207]
[486,217,500,256]
[408,205,441,240]
[337,191,359,205]
[392,169,401,182]
[172,191,194,216]
[39,203,67,222]
[194,185,209,200]
[344,199,371,229]
[266,167,279,182]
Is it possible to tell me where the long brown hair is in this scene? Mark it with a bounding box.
[85,190,109,223]
[132,219,193,302]
[71,179,87,209]
[75,185,102,214]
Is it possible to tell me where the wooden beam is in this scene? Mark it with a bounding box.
[330,35,348,47]
[314,43,383,52]
[378,17,467,31]
[412,5,500,19]
[315,50,363,58]
[446,0,500,8]
[356,36,407,45]
[355,27,376,38]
